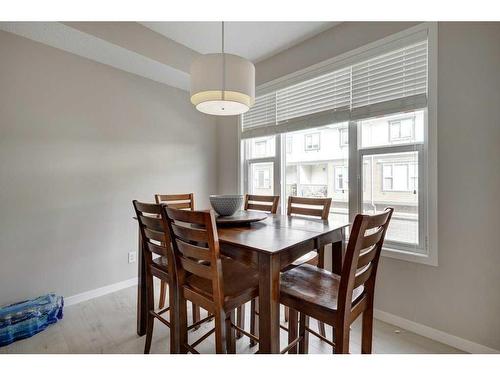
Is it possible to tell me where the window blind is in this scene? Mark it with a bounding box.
[240,92,276,131]
[350,40,427,118]
[241,38,428,139]
[276,67,351,123]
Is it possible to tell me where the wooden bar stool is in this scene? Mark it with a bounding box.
[281,208,394,354]
[285,196,332,269]
[164,207,260,354]
[154,193,201,327]
[244,194,280,214]
[132,201,181,353]
[283,196,332,346]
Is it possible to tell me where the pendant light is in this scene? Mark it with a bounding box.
[190,22,255,116]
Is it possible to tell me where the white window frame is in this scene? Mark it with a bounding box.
[381,161,418,192]
[339,127,349,148]
[357,142,425,256]
[253,140,268,158]
[239,22,438,266]
[382,164,394,191]
[389,117,416,143]
[241,135,281,202]
[304,132,320,151]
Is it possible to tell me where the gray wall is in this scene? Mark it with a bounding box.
[256,22,419,85]
[376,22,500,351]
[217,22,500,350]
[0,31,217,305]
[216,117,240,195]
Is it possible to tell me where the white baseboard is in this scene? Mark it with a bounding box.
[63,278,498,354]
[374,309,499,354]
[64,277,138,306]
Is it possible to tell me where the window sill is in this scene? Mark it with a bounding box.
[381,246,438,266]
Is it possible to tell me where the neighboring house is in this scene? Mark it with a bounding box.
[247,111,424,245]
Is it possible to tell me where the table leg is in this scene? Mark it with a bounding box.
[331,227,345,276]
[258,252,281,353]
[137,226,147,336]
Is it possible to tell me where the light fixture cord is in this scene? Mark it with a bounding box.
[222,21,226,102]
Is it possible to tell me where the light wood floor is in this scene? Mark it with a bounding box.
[0,285,464,354]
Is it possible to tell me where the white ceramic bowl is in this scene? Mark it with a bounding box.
[209,195,243,216]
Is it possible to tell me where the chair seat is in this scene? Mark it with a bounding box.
[186,257,259,310]
[280,263,364,314]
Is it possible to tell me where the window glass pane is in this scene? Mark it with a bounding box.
[249,162,273,195]
[360,110,424,149]
[246,136,275,159]
[285,123,348,221]
[362,151,419,246]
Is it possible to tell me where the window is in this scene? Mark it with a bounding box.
[358,110,425,254]
[243,136,277,196]
[246,136,275,159]
[249,162,274,195]
[255,165,271,189]
[304,133,320,151]
[240,23,437,265]
[286,136,293,154]
[360,121,422,251]
[284,125,349,221]
[389,117,415,143]
[360,112,423,148]
[382,164,393,190]
[339,128,348,147]
[382,162,418,192]
[254,141,267,157]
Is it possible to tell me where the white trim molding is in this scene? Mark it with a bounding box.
[64,277,138,307]
[374,309,499,354]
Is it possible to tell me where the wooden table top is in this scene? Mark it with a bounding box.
[133,211,349,254]
[217,214,349,254]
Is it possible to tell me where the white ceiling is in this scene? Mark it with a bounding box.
[140,22,338,62]
[0,22,190,90]
[0,22,339,92]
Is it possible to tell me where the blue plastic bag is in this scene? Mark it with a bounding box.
[0,293,64,347]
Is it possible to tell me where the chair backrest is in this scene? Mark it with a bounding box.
[337,208,394,318]
[132,200,171,260]
[163,207,225,307]
[155,193,195,210]
[244,194,280,214]
[287,196,332,220]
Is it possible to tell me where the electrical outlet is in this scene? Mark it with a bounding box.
[128,251,137,264]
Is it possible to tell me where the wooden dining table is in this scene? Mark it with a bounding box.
[135,212,349,354]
